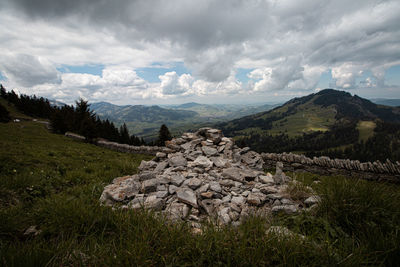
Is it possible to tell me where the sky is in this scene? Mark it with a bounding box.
[0,0,400,105]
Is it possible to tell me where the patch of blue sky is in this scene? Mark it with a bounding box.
[235,68,254,83]
[385,64,400,85]
[57,64,104,76]
[356,70,375,86]
[316,70,333,89]
[0,71,6,81]
[136,62,191,82]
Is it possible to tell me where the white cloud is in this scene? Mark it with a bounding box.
[159,72,194,95]
[0,0,399,103]
[0,54,60,87]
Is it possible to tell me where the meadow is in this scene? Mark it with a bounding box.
[1,119,400,266]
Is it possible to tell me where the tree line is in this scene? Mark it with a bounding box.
[0,85,172,146]
[237,119,400,162]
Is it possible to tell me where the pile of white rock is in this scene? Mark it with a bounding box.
[100,128,319,229]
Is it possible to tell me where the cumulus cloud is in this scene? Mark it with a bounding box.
[0,0,399,103]
[159,72,194,95]
[0,54,60,87]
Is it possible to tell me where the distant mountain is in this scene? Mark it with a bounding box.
[370,98,400,107]
[49,99,66,107]
[217,89,400,161]
[91,102,197,123]
[169,102,278,119]
[91,101,276,139]
[219,89,400,138]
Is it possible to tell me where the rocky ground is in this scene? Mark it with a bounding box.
[100,128,319,231]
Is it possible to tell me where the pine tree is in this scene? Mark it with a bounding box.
[0,102,11,123]
[119,123,130,144]
[0,84,6,99]
[157,124,172,146]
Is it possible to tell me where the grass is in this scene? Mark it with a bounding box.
[1,118,400,266]
[266,102,336,137]
[356,120,376,142]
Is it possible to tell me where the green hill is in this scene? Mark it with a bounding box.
[91,101,276,140]
[1,111,400,265]
[218,89,400,161]
[219,89,400,138]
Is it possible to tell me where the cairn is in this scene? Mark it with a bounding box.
[100,128,317,230]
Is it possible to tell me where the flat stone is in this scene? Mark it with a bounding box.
[138,160,158,171]
[156,152,166,158]
[271,205,298,214]
[100,177,140,203]
[154,161,169,173]
[209,181,222,193]
[177,188,198,208]
[180,142,192,151]
[191,156,213,168]
[170,173,185,186]
[247,193,262,206]
[142,178,158,193]
[259,174,274,184]
[199,199,215,215]
[157,184,167,191]
[260,186,278,194]
[266,193,283,200]
[197,183,210,193]
[200,191,214,199]
[187,178,202,190]
[168,184,179,195]
[304,196,321,206]
[221,195,231,203]
[165,202,190,220]
[144,195,165,210]
[202,146,218,156]
[210,157,228,168]
[222,167,244,182]
[156,191,169,198]
[231,196,246,206]
[139,171,156,181]
[168,155,187,167]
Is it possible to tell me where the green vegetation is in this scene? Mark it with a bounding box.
[221,89,400,161]
[356,120,376,142]
[91,101,276,140]
[1,119,400,266]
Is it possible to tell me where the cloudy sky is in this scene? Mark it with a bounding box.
[1,0,400,105]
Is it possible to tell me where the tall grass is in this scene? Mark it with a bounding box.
[1,121,400,266]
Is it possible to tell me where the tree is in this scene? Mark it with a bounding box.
[157,124,172,146]
[119,123,130,144]
[0,102,11,123]
[0,84,6,99]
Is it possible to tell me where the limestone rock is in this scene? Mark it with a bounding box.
[100,127,317,229]
[177,188,198,208]
[304,196,321,206]
[169,155,187,167]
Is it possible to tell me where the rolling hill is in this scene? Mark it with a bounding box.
[219,89,400,138]
[218,89,400,161]
[370,98,400,107]
[91,101,276,139]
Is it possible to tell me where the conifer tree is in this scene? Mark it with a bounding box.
[157,124,172,146]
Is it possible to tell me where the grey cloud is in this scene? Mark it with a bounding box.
[0,54,60,87]
[1,0,400,92]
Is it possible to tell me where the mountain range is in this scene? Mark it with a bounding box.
[90,101,277,139]
[219,89,400,138]
[216,89,400,160]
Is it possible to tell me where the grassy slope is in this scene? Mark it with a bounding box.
[0,98,32,120]
[357,120,376,142]
[230,98,337,138]
[1,115,400,265]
